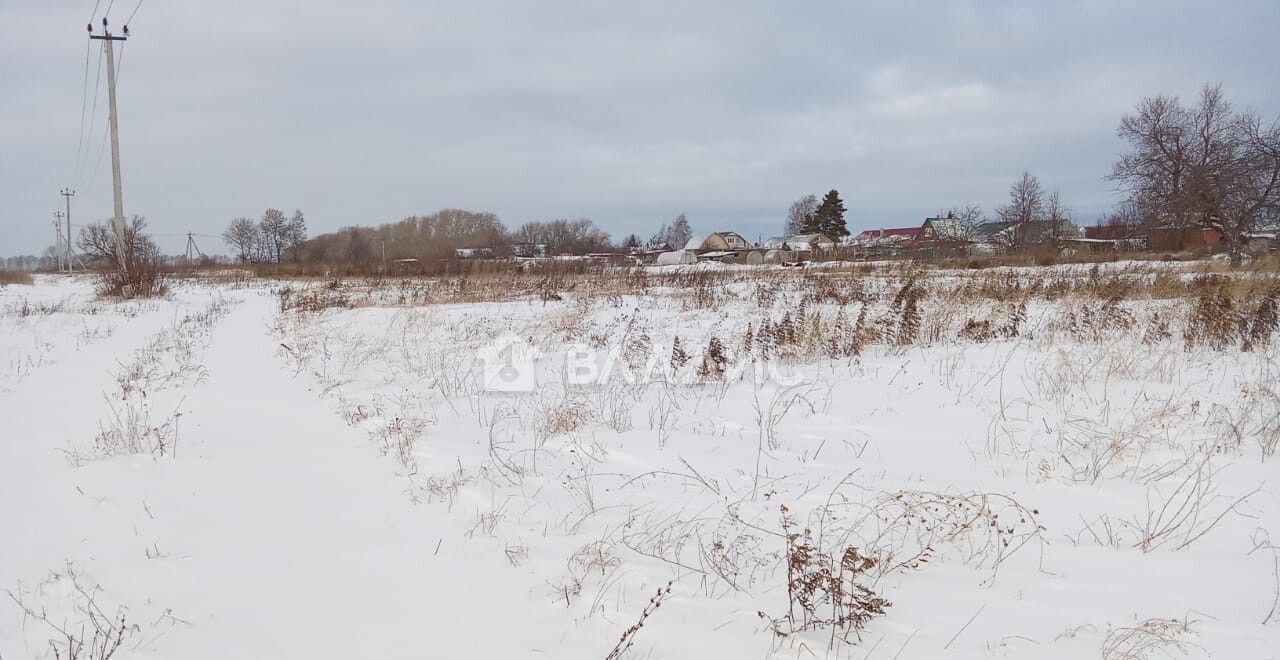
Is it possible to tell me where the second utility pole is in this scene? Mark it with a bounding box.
[60,188,75,272]
[89,19,128,268]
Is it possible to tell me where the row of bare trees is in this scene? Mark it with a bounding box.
[223,209,307,263]
[226,210,698,264]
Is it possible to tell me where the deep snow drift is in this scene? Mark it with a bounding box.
[2,264,1278,659]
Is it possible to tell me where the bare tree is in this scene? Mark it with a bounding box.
[223,217,261,262]
[1044,190,1074,240]
[1112,83,1280,265]
[785,194,819,235]
[259,208,288,263]
[284,210,307,261]
[78,215,157,267]
[649,213,693,249]
[513,218,611,255]
[294,209,510,263]
[940,203,984,240]
[1112,94,1191,224]
[996,171,1046,226]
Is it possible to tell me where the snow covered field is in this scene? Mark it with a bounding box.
[2,263,1278,659]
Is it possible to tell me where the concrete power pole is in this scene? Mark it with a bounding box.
[89,19,129,269]
[52,214,66,271]
[60,189,76,272]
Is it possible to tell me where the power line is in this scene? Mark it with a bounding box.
[103,0,118,19]
[76,42,105,187]
[85,116,111,193]
[72,40,92,185]
[84,42,121,193]
[88,0,103,22]
[124,0,145,26]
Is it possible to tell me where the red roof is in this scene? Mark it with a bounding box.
[855,227,918,238]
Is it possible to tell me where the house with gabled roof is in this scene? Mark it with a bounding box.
[851,227,919,247]
[684,232,751,252]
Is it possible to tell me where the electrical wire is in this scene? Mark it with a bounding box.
[124,0,145,26]
[88,0,103,22]
[72,40,92,185]
[76,42,105,188]
[84,42,123,194]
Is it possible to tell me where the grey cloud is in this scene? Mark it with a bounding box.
[2,0,1277,254]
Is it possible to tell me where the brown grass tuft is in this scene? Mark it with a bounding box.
[0,270,34,285]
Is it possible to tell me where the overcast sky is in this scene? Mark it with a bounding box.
[2,0,1277,255]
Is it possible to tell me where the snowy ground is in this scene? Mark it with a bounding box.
[1,265,1278,659]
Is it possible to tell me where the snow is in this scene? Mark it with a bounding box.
[2,269,1278,659]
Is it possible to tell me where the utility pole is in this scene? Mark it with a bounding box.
[89,19,128,269]
[53,214,66,271]
[60,189,76,272]
[185,232,204,262]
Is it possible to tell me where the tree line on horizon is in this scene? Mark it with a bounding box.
[4,83,1275,271]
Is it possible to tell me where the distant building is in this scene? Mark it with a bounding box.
[851,227,919,247]
[512,243,548,258]
[454,247,495,260]
[684,232,751,252]
[781,234,837,252]
[974,220,1078,250]
[907,217,977,258]
[918,217,970,243]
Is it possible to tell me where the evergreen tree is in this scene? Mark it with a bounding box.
[811,190,848,238]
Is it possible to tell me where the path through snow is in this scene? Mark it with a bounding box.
[1,286,574,659]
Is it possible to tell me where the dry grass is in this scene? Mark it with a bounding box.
[0,270,35,285]
[1100,616,1202,660]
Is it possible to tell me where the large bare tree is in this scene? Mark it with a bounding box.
[259,208,289,263]
[222,217,261,262]
[1044,190,1073,240]
[785,194,819,235]
[996,171,1046,226]
[1112,83,1280,265]
[77,215,158,267]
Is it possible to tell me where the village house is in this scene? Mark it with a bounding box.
[911,216,973,258]
[682,231,759,263]
[849,227,918,257]
[784,234,837,252]
[851,227,919,247]
[973,220,1079,251]
[684,232,751,252]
